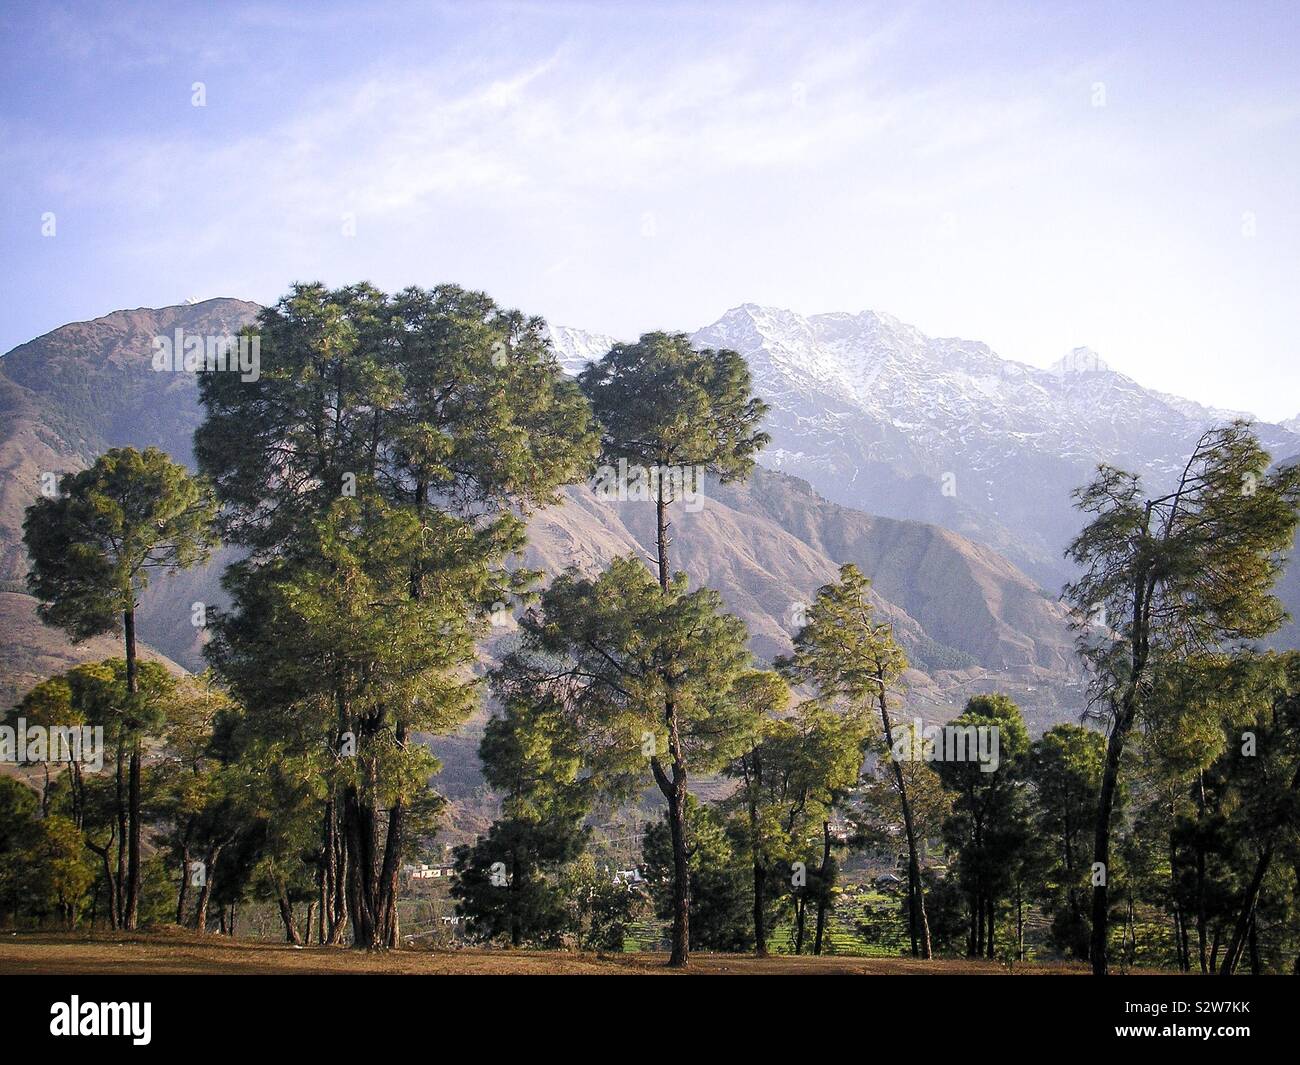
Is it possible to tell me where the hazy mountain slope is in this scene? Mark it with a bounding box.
[519,472,1083,731]
[0,591,186,710]
[0,300,261,668]
[708,468,1074,673]
[0,299,261,469]
[0,301,1081,735]
[550,307,1300,645]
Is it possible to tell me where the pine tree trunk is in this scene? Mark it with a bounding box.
[322,798,348,944]
[664,772,690,966]
[1220,845,1275,975]
[1017,888,1024,962]
[342,741,405,951]
[114,724,127,929]
[194,844,223,934]
[510,849,524,948]
[70,761,84,830]
[86,839,117,931]
[123,606,142,931]
[987,897,995,959]
[374,727,407,949]
[1125,898,1136,968]
[877,684,931,958]
[654,488,691,968]
[968,894,977,957]
[1089,697,1136,975]
[813,819,832,955]
[748,778,767,957]
[277,881,302,945]
[1195,772,1209,973]
[1090,536,1158,977]
[176,843,190,926]
[1168,823,1190,971]
[343,782,379,947]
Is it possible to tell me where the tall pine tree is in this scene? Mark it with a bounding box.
[197,283,597,947]
[578,331,768,965]
[1064,422,1300,974]
[23,446,216,928]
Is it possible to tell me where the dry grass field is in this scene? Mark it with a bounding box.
[0,931,1090,975]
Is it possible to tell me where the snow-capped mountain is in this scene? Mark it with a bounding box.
[545,324,619,376]
[549,305,1300,593]
[2,302,1084,727]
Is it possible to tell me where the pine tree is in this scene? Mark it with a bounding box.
[1027,723,1107,960]
[23,446,217,929]
[0,778,40,926]
[725,694,864,955]
[196,283,598,948]
[1213,655,1300,974]
[453,695,590,947]
[1064,422,1300,974]
[642,794,754,953]
[495,555,767,963]
[578,331,768,965]
[1152,653,1300,974]
[934,694,1032,959]
[779,562,935,957]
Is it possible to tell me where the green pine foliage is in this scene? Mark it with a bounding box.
[13,287,1300,973]
[194,282,598,948]
[1064,421,1300,973]
[23,446,217,642]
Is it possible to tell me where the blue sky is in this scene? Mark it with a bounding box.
[3,0,1298,418]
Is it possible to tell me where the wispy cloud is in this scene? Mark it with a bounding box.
[3,1,1299,419]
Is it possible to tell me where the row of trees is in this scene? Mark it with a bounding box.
[14,283,771,965]
[9,641,1294,973]
[10,279,1300,971]
[415,411,1300,970]
[2,660,322,938]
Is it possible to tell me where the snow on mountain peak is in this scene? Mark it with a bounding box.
[1049,347,1110,376]
[541,300,1300,611]
[544,323,618,375]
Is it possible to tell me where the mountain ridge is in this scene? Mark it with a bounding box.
[550,303,1300,643]
[4,296,1295,717]
[0,299,1083,733]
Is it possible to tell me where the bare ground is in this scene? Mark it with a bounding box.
[0,931,1089,975]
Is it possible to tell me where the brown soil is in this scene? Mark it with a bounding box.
[0,931,1089,975]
